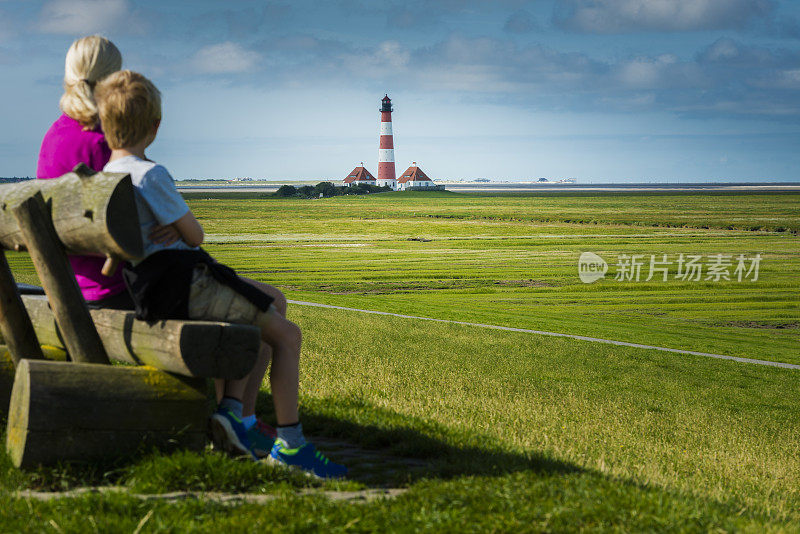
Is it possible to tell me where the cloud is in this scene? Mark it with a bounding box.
[504,9,537,33]
[381,0,529,29]
[369,41,411,70]
[407,36,607,93]
[412,36,800,118]
[38,0,130,34]
[554,0,774,33]
[191,42,261,74]
[184,3,291,41]
[200,31,800,121]
[696,37,784,67]
[0,17,13,43]
[768,14,800,40]
[387,6,441,29]
[614,54,708,90]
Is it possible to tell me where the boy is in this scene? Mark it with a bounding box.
[94,70,345,479]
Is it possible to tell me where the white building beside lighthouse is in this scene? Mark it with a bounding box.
[342,164,376,187]
[397,162,437,191]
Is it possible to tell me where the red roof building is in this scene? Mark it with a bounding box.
[397,162,435,190]
[343,164,376,186]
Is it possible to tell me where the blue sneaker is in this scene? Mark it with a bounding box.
[268,439,347,479]
[247,419,277,458]
[209,407,257,460]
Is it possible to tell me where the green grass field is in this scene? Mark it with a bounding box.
[2,191,799,532]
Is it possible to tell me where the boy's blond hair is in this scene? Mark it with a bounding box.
[60,35,122,129]
[95,70,162,150]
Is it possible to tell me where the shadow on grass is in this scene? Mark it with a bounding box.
[256,391,582,487]
[0,391,581,493]
[2,397,795,530]
[0,428,330,494]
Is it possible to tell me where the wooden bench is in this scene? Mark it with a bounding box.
[0,164,260,468]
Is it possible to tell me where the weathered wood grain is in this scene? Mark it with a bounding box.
[1,345,66,420]
[6,295,259,379]
[12,193,110,365]
[0,164,142,260]
[6,359,210,468]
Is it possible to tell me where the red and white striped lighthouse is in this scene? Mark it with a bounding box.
[376,94,397,189]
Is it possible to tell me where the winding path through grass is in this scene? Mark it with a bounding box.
[288,299,800,370]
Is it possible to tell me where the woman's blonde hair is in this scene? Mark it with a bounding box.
[59,35,122,129]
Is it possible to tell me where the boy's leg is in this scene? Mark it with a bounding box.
[214,279,285,410]
[256,309,346,478]
[255,308,301,426]
[243,278,287,316]
[242,343,271,416]
[209,374,253,458]
[193,270,343,474]
[214,343,272,412]
[257,308,347,478]
[189,268,285,458]
[241,278,285,417]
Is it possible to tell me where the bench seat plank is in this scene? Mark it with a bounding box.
[3,295,260,379]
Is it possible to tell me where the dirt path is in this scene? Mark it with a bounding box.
[311,436,430,486]
[17,487,406,504]
[13,437,426,503]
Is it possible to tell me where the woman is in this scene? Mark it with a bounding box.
[36,35,130,308]
[36,37,281,451]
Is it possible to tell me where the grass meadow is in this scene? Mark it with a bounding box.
[1,190,799,532]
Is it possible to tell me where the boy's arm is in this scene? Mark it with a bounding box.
[149,223,181,245]
[140,164,203,246]
[172,211,204,247]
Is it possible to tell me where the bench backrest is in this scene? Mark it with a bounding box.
[0,163,142,261]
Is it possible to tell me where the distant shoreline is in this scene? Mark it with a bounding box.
[176,182,800,193]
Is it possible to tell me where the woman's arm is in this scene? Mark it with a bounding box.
[171,211,204,247]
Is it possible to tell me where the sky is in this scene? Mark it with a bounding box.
[1,0,800,182]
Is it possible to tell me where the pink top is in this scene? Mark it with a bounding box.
[37,114,126,301]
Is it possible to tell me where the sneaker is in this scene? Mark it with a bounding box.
[209,407,257,460]
[247,419,277,458]
[268,439,347,479]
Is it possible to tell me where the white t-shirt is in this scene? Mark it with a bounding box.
[104,155,197,263]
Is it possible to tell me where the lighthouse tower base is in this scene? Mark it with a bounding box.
[376,179,397,190]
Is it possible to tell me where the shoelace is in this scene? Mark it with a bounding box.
[314,450,330,465]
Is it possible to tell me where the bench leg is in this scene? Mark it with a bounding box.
[6,360,210,468]
[11,192,109,365]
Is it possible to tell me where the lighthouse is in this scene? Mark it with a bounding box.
[376,94,397,190]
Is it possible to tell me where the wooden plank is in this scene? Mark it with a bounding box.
[8,295,259,379]
[6,359,210,468]
[12,193,110,365]
[0,251,44,366]
[0,164,142,261]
